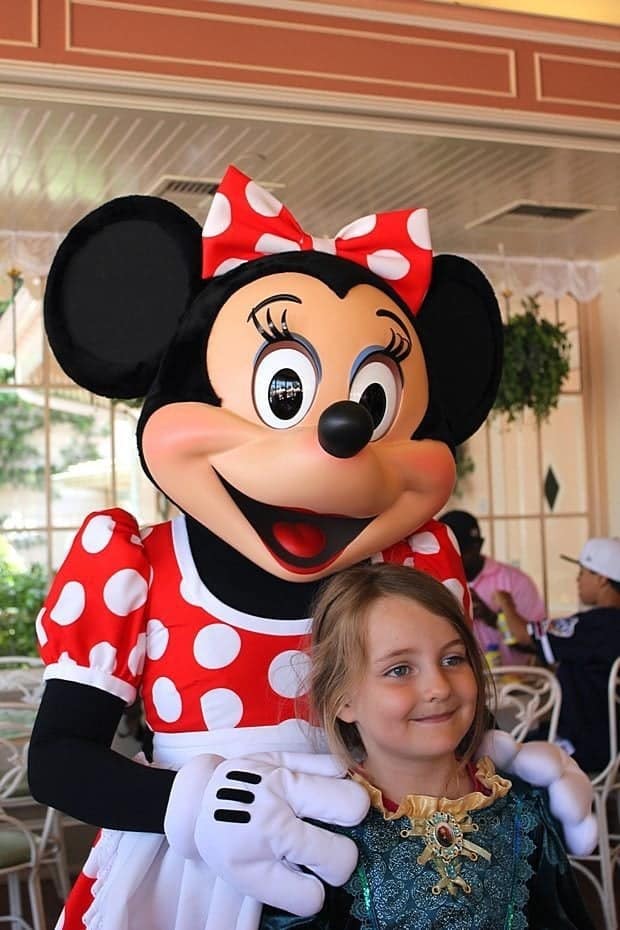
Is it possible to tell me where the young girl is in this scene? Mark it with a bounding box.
[261,563,594,930]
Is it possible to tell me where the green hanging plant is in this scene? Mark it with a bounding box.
[493,294,571,423]
[453,444,475,498]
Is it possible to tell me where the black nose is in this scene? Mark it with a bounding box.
[318,401,374,459]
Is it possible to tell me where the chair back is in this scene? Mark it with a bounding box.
[0,701,38,802]
[487,665,562,743]
[0,657,44,705]
[590,654,620,790]
[606,655,620,763]
[568,656,620,930]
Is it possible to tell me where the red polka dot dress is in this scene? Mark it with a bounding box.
[37,508,469,930]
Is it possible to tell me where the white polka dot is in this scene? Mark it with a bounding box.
[152,677,182,723]
[407,208,432,250]
[409,530,440,555]
[35,608,47,646]
[311,236,337,254]
[89,641,117,674]
[50,581,85,626]
[337,214,377,239]
[193,624,241,669]
[139,526,153,540]
[214,257,247,276]
[443,577,465,606]
[370,552,385,564]
[130,534,143,546]
[443,525,462,555]
[200,688,243,729]
[245,180,282,217]
[268,650,311,698]
[402,556,415,568]
[82,514,116,554]
[58,651,77,666]
[146,619,169,660]
[367,249,410,281]
[128,633,147,676]
[202,192,232,237]
[256,233,300,254]
[103,569,148,616]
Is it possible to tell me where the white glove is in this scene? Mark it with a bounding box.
[478,731,597,856]
[164,750,370,917]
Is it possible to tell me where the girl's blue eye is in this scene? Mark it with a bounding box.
[386,664,410,678]
[442,654,467,667]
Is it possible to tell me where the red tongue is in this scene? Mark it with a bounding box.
[272,522,326,558]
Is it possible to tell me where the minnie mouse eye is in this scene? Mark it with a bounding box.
[253,345,318,428]
[349,356,401,441]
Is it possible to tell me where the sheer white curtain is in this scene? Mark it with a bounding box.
[0,231,604,303]
[465,252,601,302]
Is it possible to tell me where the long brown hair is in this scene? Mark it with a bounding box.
[309,562,490,769]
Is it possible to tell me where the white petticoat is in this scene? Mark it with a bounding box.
[74,720,325,930]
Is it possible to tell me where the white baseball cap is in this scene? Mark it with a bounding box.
[561,537,620,584]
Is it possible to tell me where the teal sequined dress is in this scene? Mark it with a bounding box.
[260,758,594,930]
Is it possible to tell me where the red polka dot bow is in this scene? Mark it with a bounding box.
[201,165,433,316]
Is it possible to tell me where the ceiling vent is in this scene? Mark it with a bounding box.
[465,199,615,231]
[148,174,285,221]
[148,176,220,219]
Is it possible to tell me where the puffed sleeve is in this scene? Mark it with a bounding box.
[381,518,472,621]
[37,508,150,706]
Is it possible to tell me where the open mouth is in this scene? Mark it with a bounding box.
[216,470,374,574]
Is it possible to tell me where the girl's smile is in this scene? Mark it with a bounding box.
[338,592,478,799]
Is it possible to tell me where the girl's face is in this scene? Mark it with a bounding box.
[338,594,478,775]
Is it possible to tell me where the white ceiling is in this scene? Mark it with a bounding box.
[1,95,619,262]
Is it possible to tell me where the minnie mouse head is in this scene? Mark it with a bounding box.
[44,166,502,582]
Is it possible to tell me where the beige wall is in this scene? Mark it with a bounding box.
[600,254,620,535]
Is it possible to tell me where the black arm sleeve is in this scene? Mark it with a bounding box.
[260,885,359,930]
[526,794,596,930]
[28,679,176,832]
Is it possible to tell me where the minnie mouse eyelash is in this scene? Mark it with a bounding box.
[248,306,292,343]
[249,305,412,368]
[384,328,412,363]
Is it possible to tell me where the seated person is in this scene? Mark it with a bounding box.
[439,510,545,666]
[529,538,620,773]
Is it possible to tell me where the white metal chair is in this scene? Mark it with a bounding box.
[487,664,562,743]
[0,807,46,930]
[0,701,71,929]
[569,656,620,930]
[0,660,44,707]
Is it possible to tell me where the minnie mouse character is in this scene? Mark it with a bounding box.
[28,167,595,930]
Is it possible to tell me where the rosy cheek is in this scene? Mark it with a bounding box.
[142,403,261,468]
[395,441,456,492]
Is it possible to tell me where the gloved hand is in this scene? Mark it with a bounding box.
[164,750,370,917]
[478,730,597,855]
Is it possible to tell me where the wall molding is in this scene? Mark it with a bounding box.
[172,0,620,52]
[1,59,619,154]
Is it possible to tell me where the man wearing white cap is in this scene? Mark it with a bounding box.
[534,537,620,772]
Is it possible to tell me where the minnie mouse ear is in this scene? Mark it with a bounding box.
[416,254,503,447]
[44,196,202,399]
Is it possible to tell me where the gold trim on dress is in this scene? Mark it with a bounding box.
[353,757,511,897]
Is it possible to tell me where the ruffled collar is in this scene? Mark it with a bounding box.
[353,756,511,821]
